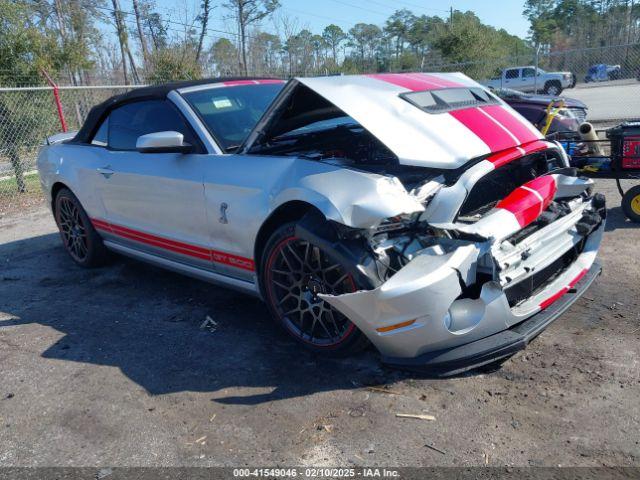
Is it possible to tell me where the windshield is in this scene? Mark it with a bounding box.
[182,82,284,152]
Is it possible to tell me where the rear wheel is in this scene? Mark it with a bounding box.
[54,188,110,267]
[261,222,369,355]
[621,185,640,223]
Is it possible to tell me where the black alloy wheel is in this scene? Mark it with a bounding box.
[54,188,109,267]
[261,223,369,355]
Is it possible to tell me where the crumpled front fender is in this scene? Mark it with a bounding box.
[273,168,424,229]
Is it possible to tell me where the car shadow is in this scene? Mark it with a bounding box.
[0,232,413,406]
[605,205,638,231]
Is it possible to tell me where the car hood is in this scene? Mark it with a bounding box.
[293,73,543,169]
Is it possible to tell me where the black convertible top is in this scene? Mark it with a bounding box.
[69,77,279,144]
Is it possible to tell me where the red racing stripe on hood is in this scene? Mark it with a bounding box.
[366,73,536,154]
[367,73,462,91]
[449,108,518,152]
[522,139,550,155]
[488,140,551,168]
[488,147,524,169]
[404,72,465,88]
[496,175,557,228]
[480,105,540,144]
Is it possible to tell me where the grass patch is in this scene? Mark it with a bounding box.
[0,172,45,216]
[0,171,41,193]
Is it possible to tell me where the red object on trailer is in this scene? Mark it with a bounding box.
[621,136,640,169]
[41,69,68,133]
[607,122,640,171]
[547,121,640,222]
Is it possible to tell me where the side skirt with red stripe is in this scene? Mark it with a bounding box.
[91,218,255,272]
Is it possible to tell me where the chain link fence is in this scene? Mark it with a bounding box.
[0,85,137,219]
[423,43,640,124]
[1,43,640,219]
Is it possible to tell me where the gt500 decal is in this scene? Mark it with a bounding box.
[91,218,255,271]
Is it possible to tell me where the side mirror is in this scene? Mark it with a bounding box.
[136,131,193,154]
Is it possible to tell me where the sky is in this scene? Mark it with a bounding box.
[148,0,531,42]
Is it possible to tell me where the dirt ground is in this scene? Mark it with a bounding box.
[0,179,638,468]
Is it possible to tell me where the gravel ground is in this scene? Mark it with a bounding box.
[0,179,638,468]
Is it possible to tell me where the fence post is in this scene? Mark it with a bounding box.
[8,144,26,193]
[534,44,541,93]
[41,70,67,132]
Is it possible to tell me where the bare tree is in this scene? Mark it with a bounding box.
[274,12,300,77]
[196,0,214,63]
[224,0,280,75]
[132,0,150,65]
[53,0,68,39]
[111,0,139,83]
[111,0,130,83]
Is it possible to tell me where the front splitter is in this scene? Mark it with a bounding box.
[382,262,602,377]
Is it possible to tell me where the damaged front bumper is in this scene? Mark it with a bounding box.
[383,261,601,376]
[319,208,604,373]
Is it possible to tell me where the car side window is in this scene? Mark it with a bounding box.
[505,69,519,79]
[522,68,536,78]
[91,118,109,146]
[107,100,198,151]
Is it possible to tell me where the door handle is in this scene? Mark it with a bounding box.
[97,166,114,179]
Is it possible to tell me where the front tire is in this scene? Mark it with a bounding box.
[260,222,369,355]
[54,188,110,267]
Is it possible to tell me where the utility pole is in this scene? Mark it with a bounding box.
[625,0,634,71]
[449,6,453,27]
[534,44,541,93]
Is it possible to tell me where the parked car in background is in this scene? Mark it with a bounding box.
[37,73,605,372]
[585,64,621,82]
[484,66,576,95]
[490,87,588,134]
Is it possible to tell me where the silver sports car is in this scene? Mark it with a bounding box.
[38,73,605,373]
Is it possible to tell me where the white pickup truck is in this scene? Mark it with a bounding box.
[484,66,576,96]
